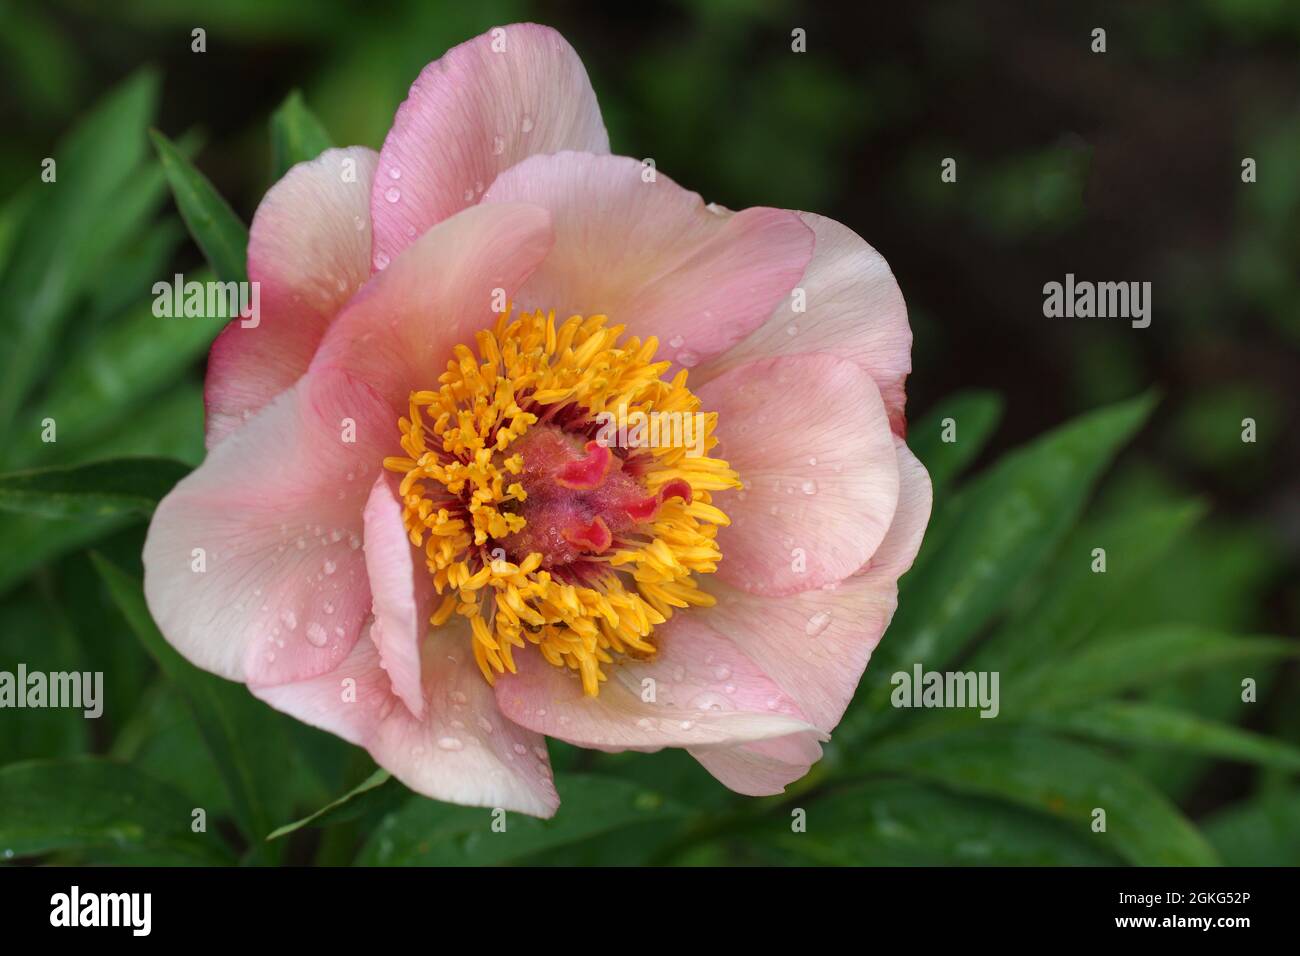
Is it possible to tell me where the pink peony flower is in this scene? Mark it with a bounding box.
[143,23,931,817]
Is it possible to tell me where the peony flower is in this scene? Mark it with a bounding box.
[143,23,931,818]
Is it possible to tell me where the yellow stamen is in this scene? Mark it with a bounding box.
[384,308,740,696]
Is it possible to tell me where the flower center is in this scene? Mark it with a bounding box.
[383,309,739,695]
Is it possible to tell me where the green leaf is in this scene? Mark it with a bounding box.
[92,554,294,848]
[269,90,334,180]
[0,457,189,519]
[1204,789,1300,866]
[0,591,88,763]
[0,70,159,441]
[970,497,1205,677]
[758,779,1116,866]
[860,727,1218,866]
[151,129,249,283]
[0,756,235,865]
[357,774,688,865]
[267,769,401,841]
[1032,701,1300,771]
[907,390,1003,495]
[0,512,129,596]
[7,284,226,467]
[1013,625,1296,711]
[848,393,1156,732]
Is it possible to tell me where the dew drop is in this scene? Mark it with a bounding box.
[512,743,528,756]
[805,610,833,637]
[323,560,337,575]
[801,479,818,495]
[676,350,700,368]
[373,252,390,270]
[280,610,298,631]
[668,335,685,348]
[437,736,463,751]
[306,622,329,646]
[388,166,402,180]
[492,135,505,155]
[384,186,401,203]
[521,114,534,133]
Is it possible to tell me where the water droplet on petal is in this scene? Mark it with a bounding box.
[388,166,401,180]
[521,114,534,133]
[437,736,464,752]
[805,610,832,637]
[384,186,401,203]
[373,252,390,270]
[306,622,329,646]
[801,479,818,495]
[676,350,700,368]
[492,135,505,155]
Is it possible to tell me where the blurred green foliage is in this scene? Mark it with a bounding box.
[0,0,1295,865]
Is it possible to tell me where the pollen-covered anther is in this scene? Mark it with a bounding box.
[383,307,741,696]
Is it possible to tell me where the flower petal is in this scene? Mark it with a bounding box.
[703,437,932,732]
[699,353,901,596]
[371,23,607,265]
[494,617,820,751]
[205,147,378,446]
[144,367,394,687]
[255,623,559,817]
[481,152,814,371]
[309,201,553,411]
[363,472,433,719]
[689,731,824,797]
[697,212,912,434]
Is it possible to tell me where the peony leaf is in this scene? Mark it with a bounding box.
[267,769,401,841]
[0,70,160,444]
[356,774,688,866]
[907,389,1003,496]
[848,392,1156,734]
[754,779,1116,866]
[1011,625,1296,712]
[151,129,249,284]
[0,457,190,520]
[269,89,335,180]
[0,756,235,865]
[859,726,1218,866]
[1030,701,1300,772]
[92,554,294,851]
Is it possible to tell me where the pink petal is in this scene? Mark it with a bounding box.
[309,202,553,412]
[494,617,821,751]
[698,353,901,596]
[255,623,559,817]
[690,731,824,797]
[144,368,396,686]
[702,437,932,732]
[363,473,433,719]
[371,23,607,266]
[698,212,912,435]
[480,152,814,371]
[205,147,379,447]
